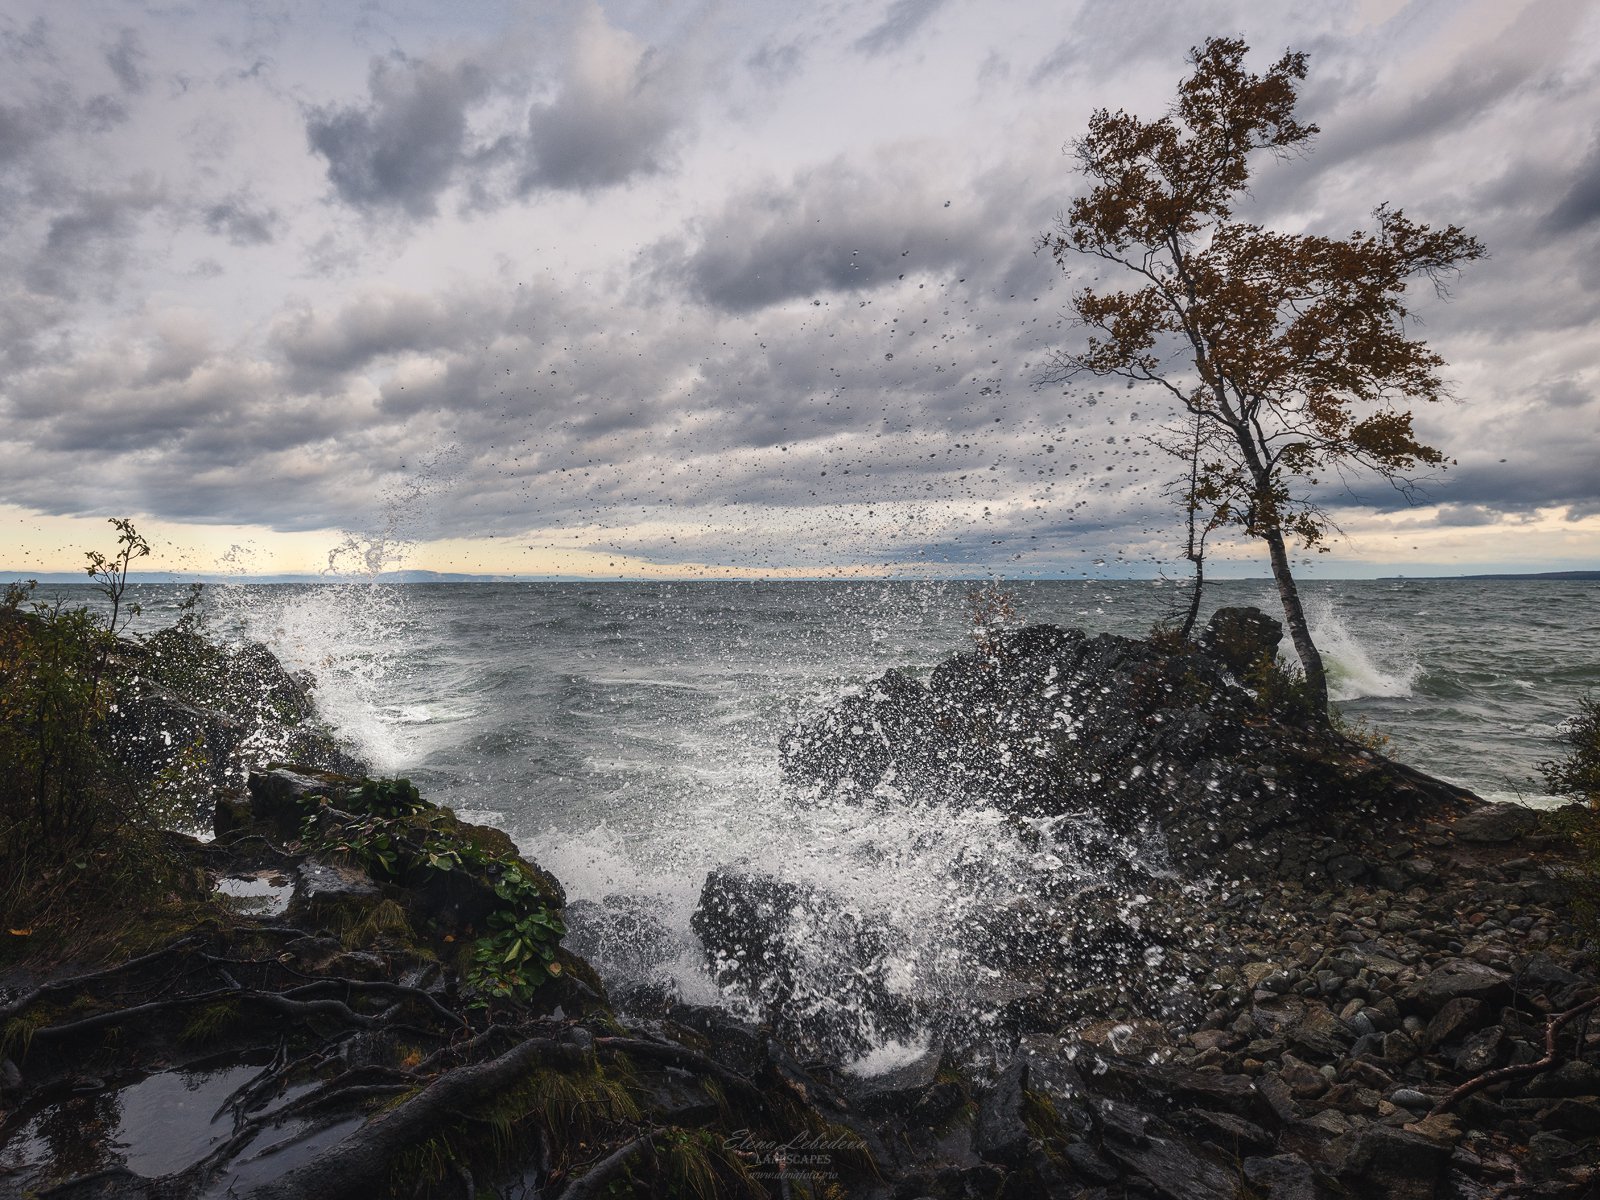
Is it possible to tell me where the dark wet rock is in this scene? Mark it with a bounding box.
[107,688,244,792]
[400,854,511,935]
[1518,953,1582,997]
[246,765,357,840]
[1256,1072,1299,1125]
[1062,1140,1122,1184]
[110,629,365,800]
[1096,1055,1260,1119]
[1097,1109,1241,1200]
[1453,1026,1508,1074]
[845,1045,944,1114]
[290,858,381,922]
[1173,1109,1274,1154]
[1424,996,1486,1048]
[0,1056,21,1095]
[658,1004,767,1079]
[1542,1098,1600,1136]
[1414,959,1515,1014]
[1243,1153,1335,1200]
[691,867,912,1057]
[973,1059,1032,1166]
[1332,1126,1451,1200]
[779,612,1478,886]
[1523,1060,1600,1098]
[1452,802,1540,844]
[1526,1131,1579,1179]
[1199,606,1283,678]
[212,790,254,839]
[1288,1005,1354,1059]
[1388,1087,1430,1111]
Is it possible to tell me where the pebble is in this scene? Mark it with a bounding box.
[1390,1088,1431,1110]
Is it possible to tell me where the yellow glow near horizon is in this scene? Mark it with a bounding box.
[0,505,907,579]
[3,502,1596,579]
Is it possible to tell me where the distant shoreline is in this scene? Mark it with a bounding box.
[4,569,1597,585]
[1399,570,1600,581]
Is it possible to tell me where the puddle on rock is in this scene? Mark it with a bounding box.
[215,870,294,917]
[0,1064,260,1182]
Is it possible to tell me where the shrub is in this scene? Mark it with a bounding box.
[1541,695,1600,942]
[1542,695,1600,805]
[0,520,179,942]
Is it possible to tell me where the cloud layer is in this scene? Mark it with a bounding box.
[0,0,1598,576]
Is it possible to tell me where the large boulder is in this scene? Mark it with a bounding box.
[1199,606,1283,678]
[1450,801,1540,843]
[691,867,915,1058]
[779,613,1478,881]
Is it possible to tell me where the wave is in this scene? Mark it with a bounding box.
[203,582,423,771]
[1306,601,1421,702]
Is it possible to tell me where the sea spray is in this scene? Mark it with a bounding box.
[1305,598,1422,702]
[183,577,1600,1057]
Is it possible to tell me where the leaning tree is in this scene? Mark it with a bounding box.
[1038,36,1484,718]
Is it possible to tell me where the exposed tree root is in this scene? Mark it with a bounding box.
[1431,992,1600,1115]
[0,933,205,1023]
[553,1133,658,1200]
[237,1033,584,1200]
[595,1035,775,1119]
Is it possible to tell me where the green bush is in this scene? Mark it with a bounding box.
[1542,695,1600,804]
[1541,695,1600,942]
[0,520,179,939]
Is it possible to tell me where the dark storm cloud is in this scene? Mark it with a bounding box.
[1302,58,1544,178]
[306,11,702,213]
[269,289,494,387]
[103,28,147,94]
[0,95,60,166]
[1434,504,1498,527]
[0,257,1064,541]
[746,38,803,85]
[854,0,950,57]
[1027,0,1234,86]
[203,195,281,246]
[516,8,699,195]
[654,159,1026,313]
[24,181,164,298]
[517,60,686,191]
[305,53,488,218]
[1546,133,1600,232]
[1,0,1598,577]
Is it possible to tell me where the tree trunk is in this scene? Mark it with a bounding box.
[1178,551,1204,641]
[1261,522,1329,719]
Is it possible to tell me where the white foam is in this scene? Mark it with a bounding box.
[845,1037,934,1078]
[1306,601,1421,702]
[204,580,422,772]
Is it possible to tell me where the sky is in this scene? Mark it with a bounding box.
[1,0,1598,579]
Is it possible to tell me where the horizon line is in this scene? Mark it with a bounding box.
[4,569,1597,585]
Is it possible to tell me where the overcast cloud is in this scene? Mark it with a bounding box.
[0,0,1597,577]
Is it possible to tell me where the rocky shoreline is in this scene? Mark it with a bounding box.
[1,611,1595,1198]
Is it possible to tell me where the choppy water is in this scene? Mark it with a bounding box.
[95,578,1600,1048]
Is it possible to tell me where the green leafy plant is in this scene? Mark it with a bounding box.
[1,521,183,941]
[293,778,567,1005]
[355,776,427,817]
[467,906,566,1003]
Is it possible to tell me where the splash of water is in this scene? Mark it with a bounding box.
[204,582,417,772]
[1306,600,1421,701]
[196,456,465,771]
[539,718,1176,1057]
